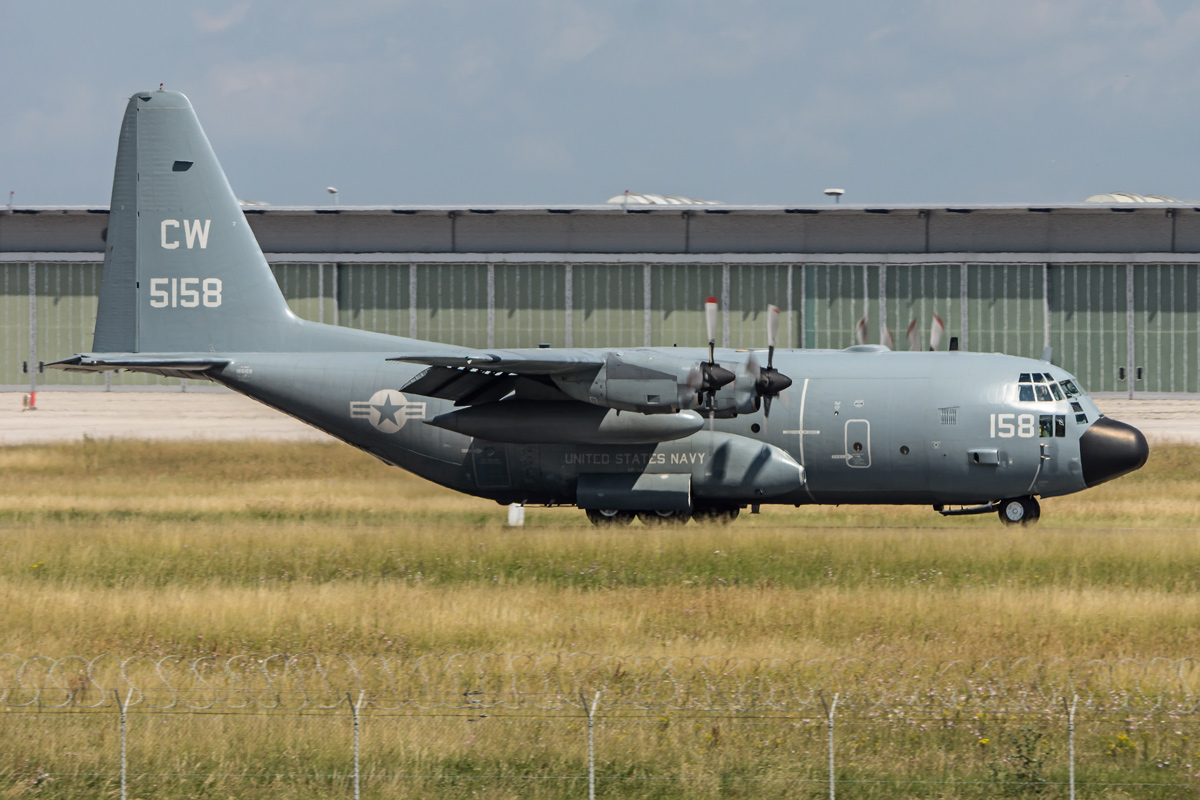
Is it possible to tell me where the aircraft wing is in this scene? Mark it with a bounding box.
[393,349,603,406]
[389,349,603,375]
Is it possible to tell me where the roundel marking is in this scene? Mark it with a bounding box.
[350,390,426,434]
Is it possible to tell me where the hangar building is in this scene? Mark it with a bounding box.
[2,202,1197,397]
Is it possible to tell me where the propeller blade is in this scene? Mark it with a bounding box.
[855,315,868,346]
[705,296,718,363]
[766,304,781,368]
[679,364,703,409]
[930,314,945,351]
[907,318,920,352]
[745,350,761,383]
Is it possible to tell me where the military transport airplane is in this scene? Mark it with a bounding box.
[52,89,1149,526]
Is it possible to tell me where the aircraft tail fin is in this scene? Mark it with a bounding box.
[93,89,299,354]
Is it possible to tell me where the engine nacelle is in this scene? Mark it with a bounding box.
[552,350,764,417]
[553,350,696,413]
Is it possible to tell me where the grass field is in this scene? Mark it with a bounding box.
[1,438,1198,660]
[2,438,1199,798]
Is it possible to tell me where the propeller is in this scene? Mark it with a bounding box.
[746,304,793,418]
[906,318,921,352]
[697,296,735,412]
[854,315,868,346]
[930,314,944,351]
[907,314,946,351]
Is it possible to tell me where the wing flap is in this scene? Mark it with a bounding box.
[403,366,519,405]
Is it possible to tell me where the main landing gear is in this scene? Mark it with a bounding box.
[584,508,635,526]
[584,507,740,527]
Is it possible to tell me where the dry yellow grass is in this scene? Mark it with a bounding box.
[0,439,1198,662]
[3,578,1199,661]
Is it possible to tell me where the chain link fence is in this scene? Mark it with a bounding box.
[4,654,1200,798]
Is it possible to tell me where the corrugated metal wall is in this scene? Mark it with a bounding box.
[2,260,1193,395]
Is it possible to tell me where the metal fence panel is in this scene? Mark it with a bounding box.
[727,264,792,350]
[968,263,1044,360]
[651,263,725,348]
[881,262,962,353]
[493,263,568,349]
[1049,264,1128,393]
[571,263,643,349]
[803,263,878,350]
[410,263,486,347]
[1133,263,1199,393]
[338,262,417,339]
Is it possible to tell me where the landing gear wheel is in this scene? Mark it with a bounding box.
[585,508,635,527]
[692,507,741,525]
[636,509,691,526]
[997,496,1040,526]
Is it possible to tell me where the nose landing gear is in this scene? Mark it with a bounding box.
[997,496,1040,526]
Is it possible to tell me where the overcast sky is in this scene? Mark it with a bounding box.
[4,1,1200,207]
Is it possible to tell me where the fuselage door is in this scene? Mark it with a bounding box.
[844,419,871,468]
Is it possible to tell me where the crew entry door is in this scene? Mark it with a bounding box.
[844,419,870,467]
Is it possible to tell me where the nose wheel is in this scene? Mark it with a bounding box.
[997,496,1040,526]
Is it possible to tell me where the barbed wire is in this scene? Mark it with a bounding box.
[3,653,1199,714]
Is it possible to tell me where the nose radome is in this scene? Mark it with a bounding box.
[1079,416,1149,488]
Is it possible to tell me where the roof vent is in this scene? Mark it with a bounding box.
[606,192,721,206]
[1084,192,1183,203]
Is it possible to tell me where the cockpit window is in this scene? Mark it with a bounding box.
[1018,374,1085,403]
[1039,414,1068,437]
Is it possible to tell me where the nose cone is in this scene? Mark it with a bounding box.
[1079,416,1149,488]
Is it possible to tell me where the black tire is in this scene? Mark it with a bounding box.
[636,509,691,526]
[585,508,635,527]
[1022,496,1041,523]
[997,496,1040,526]
[692,507,740,525]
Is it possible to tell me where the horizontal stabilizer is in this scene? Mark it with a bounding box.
[46,355,229,380]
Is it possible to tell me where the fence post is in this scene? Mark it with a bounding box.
[28,262,37,403]
[113,689,129,800]
[820,692,839,800]
[348,690,364,800]
[1064,694,1077,800]
[580,690,602,800]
